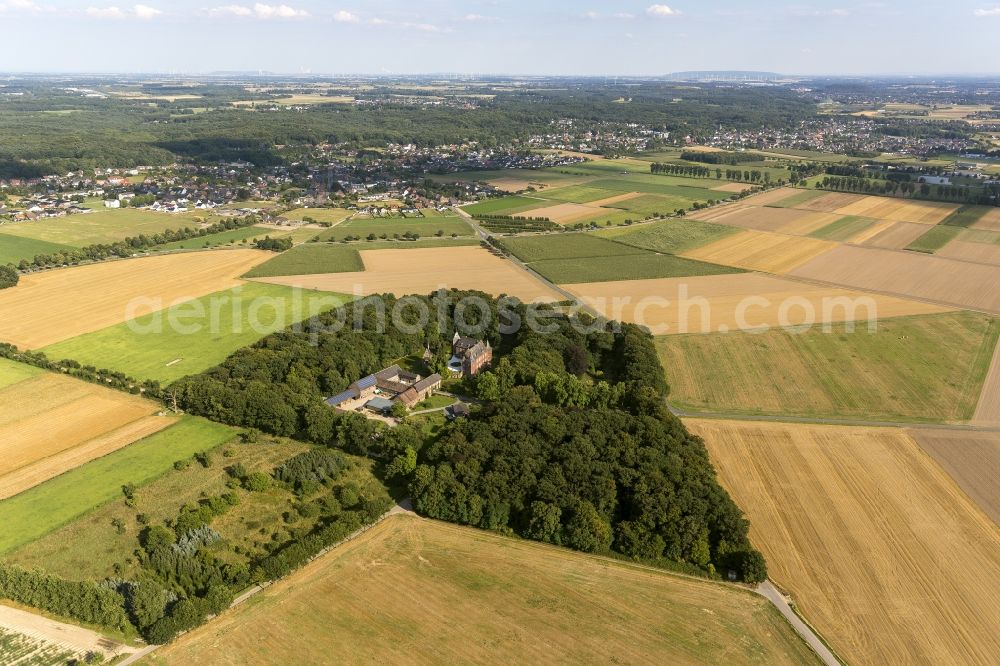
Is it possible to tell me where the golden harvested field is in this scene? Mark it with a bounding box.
[971,207,1000,232]
[833,196,957,225]
[791,192,866,212]
[936,239,1000,264]
[0,372,174,499]
[790,245,1000,314]
[712,182,752,193]
[739,187,800,206]
[519,202,605,224]
[681,230,838,274]
[690,419,1000,666]
[687,203,753,222]
[973,339,1000,425]
[588,191,642,206]
[710,208,841,235]
[845,218,895,244]
[563,273,951,335]
[860,221,932,249]
[252,246,561,302]
[911,430,1000,525]
[0,249,270,349]
[151,515,819,666]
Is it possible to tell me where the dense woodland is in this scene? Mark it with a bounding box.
[168,292,765,584]
[0,82,819,177]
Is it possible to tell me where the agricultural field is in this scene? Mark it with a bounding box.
[971,207,1000,232]
[0,625,82,665]
[595,217,740,254]
[315,215,473,241]
[912,430,1000,525]
[807,215,877,241]
[790,245,1000,314]
[859,221,931,250]
[155,226,277,251]
[41,283,350,384]
[242,244,364,278]
[0,233,74,266]
[497,233,743,284]
[461,195,546,217]
[833,195,957,225]
[905,224,963,253]
[0,249,270,349]
[0,359,176,499]
[936,238,1000,264]
[692,419,1000,666]
[564,273,952,335]
[0,417,234,554]
[0,208,213,247]
[281,207,353,225]
[658,311,998,421]
[8,437,310,581]
[149,515,820,666]
[973,338,1000,425]
[681,230,837,274]
[252,246,562,302]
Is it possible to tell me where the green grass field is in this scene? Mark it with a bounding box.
[536,185,621,203]
[808,215,876,241]
[0,417,235,554]
[658,311,999,422]
[940,205,993,228]
[244,243,364,278]
[0,209,211,247]
[8,437,310,582]
[156,226,275,251]
[282,208,353,224]
[42,283,350,384]
[586,177,725,201]
[595,218,739,254]
[316,216,472,242]
[907,225,963,253]
[498,234,648,262]
[0,358,44,389]
[604,194,694,217]
[462,196,547,217]
[499,233,743,283]
[530,254,744,284]
[0,232,75,265]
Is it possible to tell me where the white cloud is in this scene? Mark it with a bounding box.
[204,3,308,19]
[974,6,1000,16]
[0,0,53,13]
[333,9,358,23]
[133,4,161,19]
[85,4,161,19]
[462,13,495,22]
[646,4,680,17]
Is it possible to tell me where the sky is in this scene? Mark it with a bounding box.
[0,0,998,76]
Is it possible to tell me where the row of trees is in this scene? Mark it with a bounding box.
[649,162,772,183]
[0,265,17,289]
[680,150,746,165]
[816,175,998,204]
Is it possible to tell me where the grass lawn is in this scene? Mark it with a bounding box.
[41,283,350,384]
[808,215,876,241]
[0,209,210,247]
[244,244,364,278]
[0,357,44,390]
[412,394,456,411]
[461,196,546,217]
[0,417,235,554]
[148,515,819,666]
[531,254,744,284]
[282,208,353,225]
[156,226,275,251]
[658,311,999,422]
[0,232,75,265]
[906,225,963,253]
[316,216,473,242]
[595,218,740,254]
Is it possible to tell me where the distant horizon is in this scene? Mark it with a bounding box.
[1,0,999,76]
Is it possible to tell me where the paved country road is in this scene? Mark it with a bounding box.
[757,581,842,666]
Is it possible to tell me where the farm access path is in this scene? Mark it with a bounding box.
[0,603,139,660]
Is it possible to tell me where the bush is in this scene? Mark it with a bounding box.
[243,471,272,492]
[0,265,18,290]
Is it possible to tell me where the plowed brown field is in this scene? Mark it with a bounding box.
[790,245,1000,313]
[691,419,1000,666]
[860,221,932,249]
[911,429,1000,525]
